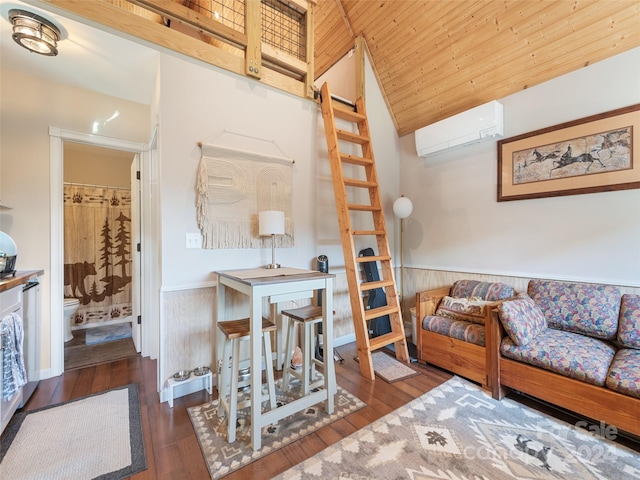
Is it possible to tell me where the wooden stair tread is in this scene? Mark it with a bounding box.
[369,332,406,352]
[344,178,377,188]
[360,279,395,291]
[352,230,386,236]
[332,105,366,122]
[356,254,390,263]
[347,204,380,212]
[337,129,369,144]
[340,154,373,166]
[364,305,400,321]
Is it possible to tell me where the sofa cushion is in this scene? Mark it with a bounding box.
[450,280,515,302]
[497,293,547,346]
[501,329,616,386]
[422,315,485,346]
[618,294,640,349]
[606,348,640,399]
[527,279,621,340]
[435,296,491,325]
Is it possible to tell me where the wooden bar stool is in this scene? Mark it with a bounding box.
[282,305,326,396]
[217,317,277,443]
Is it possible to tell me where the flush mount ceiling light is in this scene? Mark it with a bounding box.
[9,9,61,56]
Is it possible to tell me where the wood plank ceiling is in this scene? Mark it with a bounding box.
[314,0,640,136]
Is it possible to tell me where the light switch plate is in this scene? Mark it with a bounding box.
[186,232,202,249]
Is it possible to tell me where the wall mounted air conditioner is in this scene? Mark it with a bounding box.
[415,100,504,157]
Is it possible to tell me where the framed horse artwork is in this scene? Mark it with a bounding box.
[498,103,640,201]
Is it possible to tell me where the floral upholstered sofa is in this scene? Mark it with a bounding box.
[489,279,640,437]
[415,280,516,390]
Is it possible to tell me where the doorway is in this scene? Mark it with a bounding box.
[62,142,138,370]
[49,128,152,377]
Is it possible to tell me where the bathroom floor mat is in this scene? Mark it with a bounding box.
[85,322,132,345]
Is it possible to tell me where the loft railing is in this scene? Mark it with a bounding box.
[41,0,315,99]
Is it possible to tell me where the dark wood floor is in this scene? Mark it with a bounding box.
[13,343,640,479]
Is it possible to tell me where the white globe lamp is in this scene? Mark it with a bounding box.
[393,195,413,319]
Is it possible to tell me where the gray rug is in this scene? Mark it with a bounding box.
[275,376,640,479]
[188,378,365,479]
[0,384,146,479]
[85,322,132,345]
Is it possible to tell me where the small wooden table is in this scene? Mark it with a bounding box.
[215,267,336,450]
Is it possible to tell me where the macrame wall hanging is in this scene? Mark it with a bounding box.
[196,136,294,249]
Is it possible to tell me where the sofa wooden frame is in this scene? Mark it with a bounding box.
[488,309,640,438]
[415,286,506,390]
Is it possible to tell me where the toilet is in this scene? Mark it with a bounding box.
[63,298,80,342]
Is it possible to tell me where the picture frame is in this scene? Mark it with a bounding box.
[497,103,640,201]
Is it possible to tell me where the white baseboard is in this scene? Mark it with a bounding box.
[334,333,356,347]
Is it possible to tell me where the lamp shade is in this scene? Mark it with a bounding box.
[258,210,285,236]
[393,196,413,219]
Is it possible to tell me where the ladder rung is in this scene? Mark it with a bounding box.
[356,254,390,263]
[337,129,369,145]
[333,105,366,123]
[364,305,399,321]
[348,204,380,212]
[361,279,394,291]
[369,332,406,352]
[344,178,377,188]
[352,230,386,236]
[341,154,373,166]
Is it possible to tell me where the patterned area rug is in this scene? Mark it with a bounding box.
[188,378,365,479]
[0,384,146,479]
[85,322,132,345]
[275,377,640,479]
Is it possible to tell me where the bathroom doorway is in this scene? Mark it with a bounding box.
[49,128,156,378]
[62,142,139,370]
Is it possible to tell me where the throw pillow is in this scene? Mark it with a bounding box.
[450,280,516,301]
[618,294,640,349]
[498,293,547,346]
[435,296,491,325]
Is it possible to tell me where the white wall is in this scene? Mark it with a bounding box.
[156,51,400,285]
[157,54,326,285]
[400,47,640,287]
[0,69,151,371]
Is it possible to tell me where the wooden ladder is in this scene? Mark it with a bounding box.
[319,82,409,380]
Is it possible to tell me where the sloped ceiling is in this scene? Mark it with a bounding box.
[5,1,639,139]
[314,1,640,136]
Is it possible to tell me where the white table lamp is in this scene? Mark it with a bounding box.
[259,210,285,269]
[393,196,413,316]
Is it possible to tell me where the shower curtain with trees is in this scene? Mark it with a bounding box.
[63,184,132,327]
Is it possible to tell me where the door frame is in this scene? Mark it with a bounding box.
[131,153,141,351]
[49,127,155,375]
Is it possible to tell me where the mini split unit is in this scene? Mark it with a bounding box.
[415,100,504,157]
